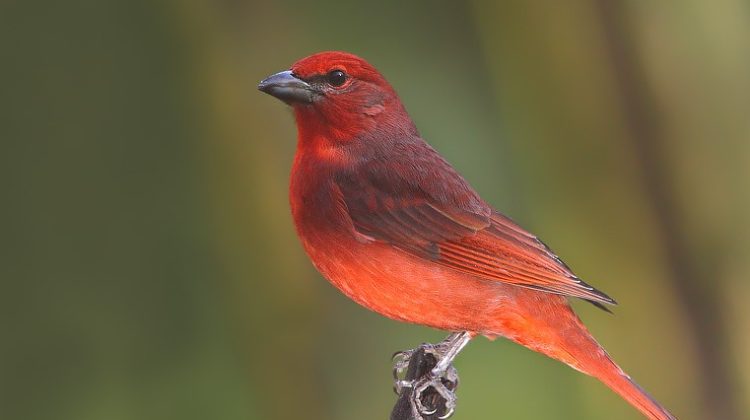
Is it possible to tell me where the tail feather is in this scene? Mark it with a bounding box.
[557,318,677,420]
[590,354,677,420]
[496,297,677,420]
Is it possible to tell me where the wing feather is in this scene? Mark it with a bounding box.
[335,138,615,306]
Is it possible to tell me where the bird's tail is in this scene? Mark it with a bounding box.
[581,349,677,420]
[497,300,677,420]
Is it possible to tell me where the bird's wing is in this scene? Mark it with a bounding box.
[335,146,615,306]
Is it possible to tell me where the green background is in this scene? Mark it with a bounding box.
[3,1,749,419]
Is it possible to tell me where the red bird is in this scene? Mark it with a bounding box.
[258,51,676,420]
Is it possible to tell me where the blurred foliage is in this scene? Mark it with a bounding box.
[2,0,748,419]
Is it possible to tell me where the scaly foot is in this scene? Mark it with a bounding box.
[392,342,461,418]
[392,343,459,394]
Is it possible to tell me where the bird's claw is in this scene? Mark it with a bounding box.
[412,372,458,419]
[392,348,416,391]
[392,344,437,393]
[392,343,460,418]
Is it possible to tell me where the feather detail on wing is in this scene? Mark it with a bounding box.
[334,136,614,306]
[438,212,615,305]
[338,180,615,306]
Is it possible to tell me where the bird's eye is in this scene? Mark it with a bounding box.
[326,70,347,87]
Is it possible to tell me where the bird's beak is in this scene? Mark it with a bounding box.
[258,70,315,105]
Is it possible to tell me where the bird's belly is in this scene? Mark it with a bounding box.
[299,230,515,334]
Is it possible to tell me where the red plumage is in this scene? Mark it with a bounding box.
[260,51,676,420]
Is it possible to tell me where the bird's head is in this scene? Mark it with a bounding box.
[258,51,416,146]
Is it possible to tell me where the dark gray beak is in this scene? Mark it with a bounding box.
[258,70,315,104]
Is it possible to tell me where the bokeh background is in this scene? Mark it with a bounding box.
[3,1,749,419]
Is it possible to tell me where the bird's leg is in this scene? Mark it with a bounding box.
[431,331,471,378]
[392,331,472,418]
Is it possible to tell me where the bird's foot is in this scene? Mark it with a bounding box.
[392,343,459,388]
[392,343,443,392]
[413,372,458,419]
[392,344,460,419]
